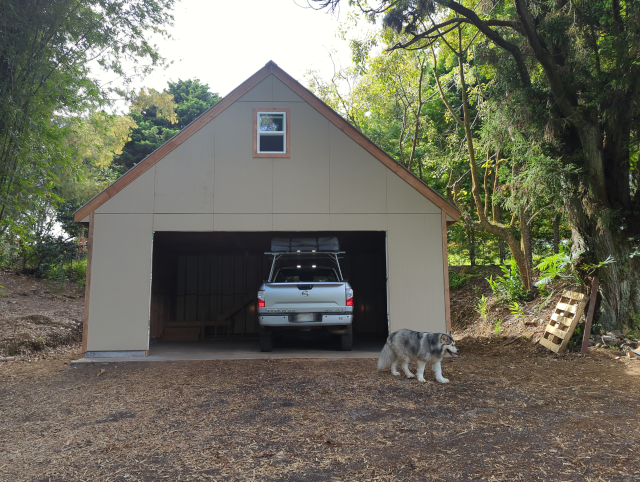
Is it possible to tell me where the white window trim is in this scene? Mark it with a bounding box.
[253,108,290,158]
[256,111,287,154]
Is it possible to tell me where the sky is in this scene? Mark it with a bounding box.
[120,0,369,100]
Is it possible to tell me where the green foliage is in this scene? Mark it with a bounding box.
[0,0,177,234]
[493,319,503,334]
[567,323,584,351]
[509,301,524,320]
[536,246,582,288]
[477,295,488,321]
[449,271,471,290]
[536,246,616,288]
[44,258,87,289]
[115,79,221,172]
[487,261,528,303]
[169,79,222,129]
[310,0,640,330]
[0,204,86,279]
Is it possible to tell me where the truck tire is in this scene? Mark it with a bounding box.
[260,333,274,352]
[338,326,353,351]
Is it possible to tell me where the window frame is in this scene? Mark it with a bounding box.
[253,108,290,158]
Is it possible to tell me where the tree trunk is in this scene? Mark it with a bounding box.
[553,214,560,254]
[519,208,533,289]
[568,196,640,330]
[434,31,533,293]
[468,227,476,266]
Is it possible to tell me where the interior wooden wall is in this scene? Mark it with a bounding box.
[150,248,387,339]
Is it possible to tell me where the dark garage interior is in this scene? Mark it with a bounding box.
[149,231,388,345]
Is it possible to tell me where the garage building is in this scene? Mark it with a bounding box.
[74,61,460,357]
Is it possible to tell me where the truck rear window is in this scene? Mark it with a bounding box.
[274,268,338,282]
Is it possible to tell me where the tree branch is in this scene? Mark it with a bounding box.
[434,0,531,88]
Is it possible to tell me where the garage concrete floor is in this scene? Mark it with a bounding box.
[72,338,385,364]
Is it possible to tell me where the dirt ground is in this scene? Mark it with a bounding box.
[1,269,640,481]
[0,270,84,360]
[1,341,639,481]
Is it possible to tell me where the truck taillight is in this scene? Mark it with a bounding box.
[346,288,353,307]
[258,290,265,308]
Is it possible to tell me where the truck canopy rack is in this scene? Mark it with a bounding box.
[270,237,339,252]
[265,250,345,282]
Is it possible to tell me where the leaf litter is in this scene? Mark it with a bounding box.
[0,345,639,481]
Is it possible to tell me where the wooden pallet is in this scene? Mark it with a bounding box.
[539,290,588,353]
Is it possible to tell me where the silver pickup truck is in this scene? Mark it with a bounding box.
[257,237,353,352]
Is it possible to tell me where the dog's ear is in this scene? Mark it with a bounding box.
[440,334,449,345]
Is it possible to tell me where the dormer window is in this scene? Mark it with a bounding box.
[253,108,290,157]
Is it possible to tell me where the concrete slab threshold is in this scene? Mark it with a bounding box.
[71,339,384,365]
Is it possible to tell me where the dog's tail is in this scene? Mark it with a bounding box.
[377,342,394,370]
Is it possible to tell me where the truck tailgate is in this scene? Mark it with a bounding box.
[264,282,346,311]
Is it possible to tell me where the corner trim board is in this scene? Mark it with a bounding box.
[441,211,452,332]
[81,211,95,353]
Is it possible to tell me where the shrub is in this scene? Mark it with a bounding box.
[43,258,87,289]
[535,246,581,288]
[477,295,488,321]
[509,301,524,319]
[493,319,503,334]
[487,261,528,302]
[449,271,471,290]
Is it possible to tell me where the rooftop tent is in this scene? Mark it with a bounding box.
[270,237,340,252]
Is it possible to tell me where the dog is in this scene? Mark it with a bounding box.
[377,330,458,383]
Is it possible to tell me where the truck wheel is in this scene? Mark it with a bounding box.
[260,333,274,352]
[338,326,353,351]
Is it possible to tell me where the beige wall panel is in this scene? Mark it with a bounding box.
[272,77,304,102]
[213,214,273,231]
[387,214,446,334]
[87,214,152,351]
[213,103,274,213]
[424,213,447,328]
[387,170,440,214]
[153,195,213,214]
[387,215,409,332]
[272,214,331,231]
[96,168,155,214]
[329,124,387,213]
[237,75,273,102]
[154,214,213,231]
[273,103,330,213]
[154,127,215,213]
[329,214,388,231]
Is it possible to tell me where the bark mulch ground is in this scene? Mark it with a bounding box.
[1,340,639,481]
[0,270,84,360]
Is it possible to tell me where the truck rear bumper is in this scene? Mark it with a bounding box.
[259,314,352,327]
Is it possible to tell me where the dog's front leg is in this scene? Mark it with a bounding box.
[432,361,449,383]
[401,359,415,379]
[416,361,427,382]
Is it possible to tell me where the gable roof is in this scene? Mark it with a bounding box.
[75,61,460,223]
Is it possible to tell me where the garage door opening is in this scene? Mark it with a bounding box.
[150,231,388,348]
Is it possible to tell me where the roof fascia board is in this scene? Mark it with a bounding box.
[269,64,460,221]
[75,61,460,223]
[74,64,274,222]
